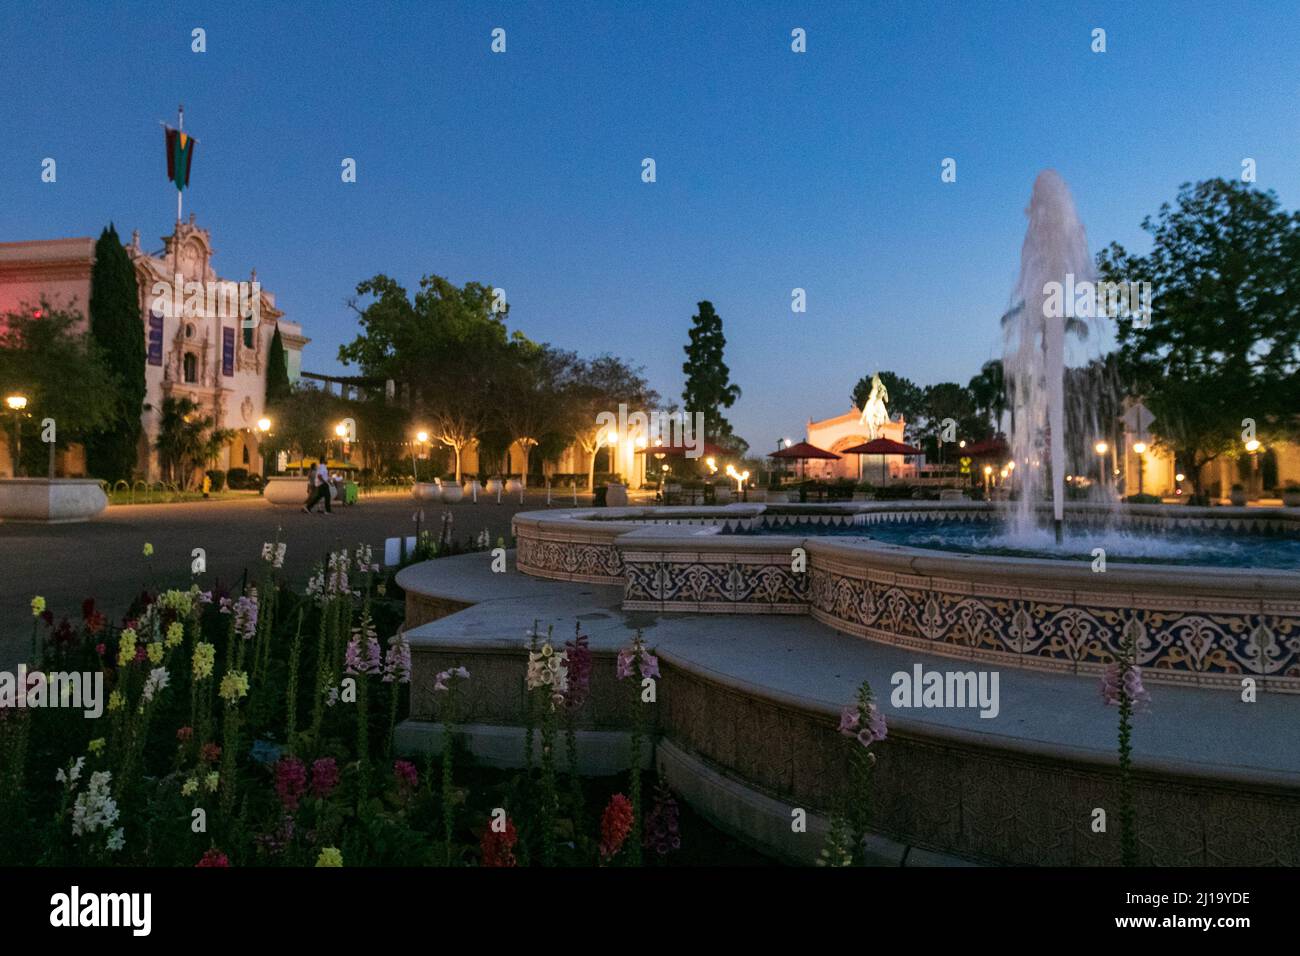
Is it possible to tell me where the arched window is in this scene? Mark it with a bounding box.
[183,353,197,384]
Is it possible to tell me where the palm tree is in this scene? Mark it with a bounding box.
[967,360,1006,435]
[156,396,216,488]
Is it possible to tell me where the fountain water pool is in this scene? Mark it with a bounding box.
[731,515,1300,569]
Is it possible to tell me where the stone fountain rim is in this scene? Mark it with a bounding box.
[512,501,1300,595]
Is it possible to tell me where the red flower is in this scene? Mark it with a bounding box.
[480,816,518,867]
[177,726,194,743]
[310,758,339,799]
[200,743,222,765]
[599,794,635,860]
[196,848,230,867]
[275,756,308,811]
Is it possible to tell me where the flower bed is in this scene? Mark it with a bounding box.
[0,534,770,867]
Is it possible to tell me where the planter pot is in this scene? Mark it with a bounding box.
[412,481,441,502]
[1229,490,1248,507]
[440,484,464,503]
[263,475,311,506]
[1282,492,1300,507]
[485,478,503,496]
[505,478,524,495]
[786,490,801,503]
[605,482,629,507]
[0,478,107,523]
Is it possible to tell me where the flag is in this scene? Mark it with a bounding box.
[165,126,196,191]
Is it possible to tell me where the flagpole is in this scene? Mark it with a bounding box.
[176,104,184,225]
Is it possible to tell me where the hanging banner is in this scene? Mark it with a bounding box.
[222,327,235,377]
[147,311,164,366]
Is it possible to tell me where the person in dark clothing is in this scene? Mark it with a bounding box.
[302,460,333,514]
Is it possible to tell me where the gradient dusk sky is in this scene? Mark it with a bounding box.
[4,1,1300,451]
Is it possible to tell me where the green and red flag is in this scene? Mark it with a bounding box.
[165,126,196,191]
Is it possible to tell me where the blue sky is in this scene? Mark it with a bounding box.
[4,0,1300,451]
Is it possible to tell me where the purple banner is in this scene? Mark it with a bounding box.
[222,327,235,377]
[147,311,164,366]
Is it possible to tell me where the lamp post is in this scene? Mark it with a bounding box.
[6,394,27,477]
[1094,440,1109,491]
[1132,441,1147,496]
[412,430,429,483]
[1245,438,1261,498]
[982,464,992,496]
[256,417,272,476]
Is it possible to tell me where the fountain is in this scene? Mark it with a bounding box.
[1002,169,1104,543]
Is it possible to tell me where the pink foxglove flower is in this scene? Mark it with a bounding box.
[563,631,592,710]
[382,632,412,684]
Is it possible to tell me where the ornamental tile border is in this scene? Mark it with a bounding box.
[512,504,1300,692]
[805,565,1300,692]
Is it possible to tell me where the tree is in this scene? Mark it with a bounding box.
[266,325,291,406]
[494,342,580,487]
[0,303,118,476]
[917,382,982,458]
[339,274,513,482]
[966,360,1006,435]
[155,396,214,487]
[570,354,659,491]
[681,301,742,447]
[262,384,345,466]
[850,370,925,433]
[1097,178,1300,491]
[84,224,146,481]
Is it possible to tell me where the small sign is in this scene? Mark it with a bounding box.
[384,536,417,566]
[959,456,972,475]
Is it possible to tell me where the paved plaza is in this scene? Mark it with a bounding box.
[0,491,559,667]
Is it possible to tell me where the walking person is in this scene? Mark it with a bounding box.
[302,460,334,514]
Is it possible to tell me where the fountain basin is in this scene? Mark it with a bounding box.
[0,478,107,523]
[514,503,1300,692]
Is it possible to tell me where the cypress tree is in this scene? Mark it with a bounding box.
[681,300,741,445]
[84,224,145,481]
[266,324,291,406]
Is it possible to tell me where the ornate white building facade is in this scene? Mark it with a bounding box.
[0,217,308,481]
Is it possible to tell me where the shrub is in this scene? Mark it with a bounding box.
[205,469,226,493]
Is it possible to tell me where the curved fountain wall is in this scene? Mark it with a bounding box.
[513,503,1300,693]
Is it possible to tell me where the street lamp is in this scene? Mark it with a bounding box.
[1094,441,1109,490]
[1132,441,1147,496]
[1245,439,1261,498]
[6,394,27,477]
[412,430,429,482]
[982,464,993,495]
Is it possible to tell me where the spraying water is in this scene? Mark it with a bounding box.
[1002,170,1108,541]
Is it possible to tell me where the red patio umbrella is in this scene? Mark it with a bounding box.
[840,437,922,484]
[769,441,841,480]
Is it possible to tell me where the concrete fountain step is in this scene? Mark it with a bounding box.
[396,552,1300,865]
[398,551,1300,786]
